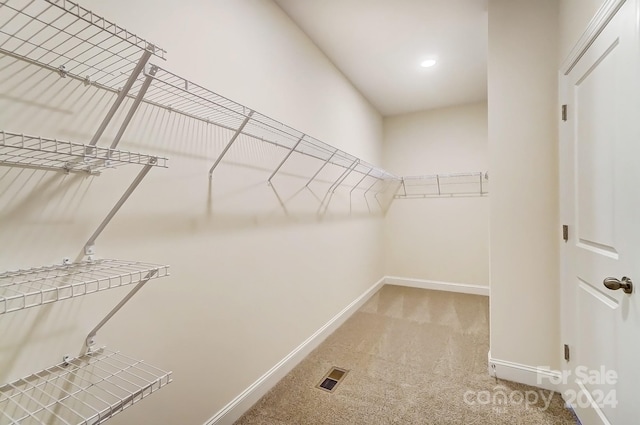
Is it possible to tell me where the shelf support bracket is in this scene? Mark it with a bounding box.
[374,180,392,208]
[85,269,158,348]
[305,149,338,187]
[318,158,359,214]
[401,177,407,197]
[208,111,254,178]
[110,64,158,150]
[268,135,304,184]
[331,159,359,193]
[84,160,155,255]
[379,179,402,209]
[363,178,379,197]
[325,158,359,195]
[392,179,403,198]
[350,168,373,195]
[89,49,153,147]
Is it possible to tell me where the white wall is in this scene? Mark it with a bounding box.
[488,0,560,369]
[382,102,489,286]
[0,1,386,424]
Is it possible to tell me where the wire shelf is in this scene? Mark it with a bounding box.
[141,65,398,185]
[0,0,165,90]
[0,0,394,188]
[396,172,489,198]
[0,259,170,315]
[0,131,168,173]
[0,347,172,425]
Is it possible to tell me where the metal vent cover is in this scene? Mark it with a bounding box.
[317,367,349,393]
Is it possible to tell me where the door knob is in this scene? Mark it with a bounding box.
[603,276,633,294]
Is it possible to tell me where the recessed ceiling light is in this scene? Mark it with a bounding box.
[420,59,437,68]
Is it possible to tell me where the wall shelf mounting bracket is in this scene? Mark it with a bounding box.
[208,110,254,178]
[268,135,304,184]
[89,50,153,148]
[84,161,155,256]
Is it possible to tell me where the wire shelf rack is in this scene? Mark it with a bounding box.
[0,131,168,173]
[0,0,395,189]
[0,259,170,315]
[396,172,489,198]
[0,347,172,425]
[0,0,165,91]
[140,65,398,187]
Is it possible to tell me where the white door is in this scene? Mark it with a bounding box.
[560,0,640,424]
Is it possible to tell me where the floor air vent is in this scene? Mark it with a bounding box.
[317,367,348,393]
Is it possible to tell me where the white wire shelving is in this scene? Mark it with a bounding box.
[138,65,399,191]
[0,347,172,425]
[0,3,173,424]
[0,0,165,90]
[0,259,170,315]
[0,131,168,174]
[0,0,396,192]
[0,0,168,149]
[395,172,489,198]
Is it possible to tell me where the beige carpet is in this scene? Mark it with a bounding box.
[235,285,578,424]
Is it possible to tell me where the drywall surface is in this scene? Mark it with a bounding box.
[488,0,560,370]
[559,0,608,63]
[0,1,386,424]
[382,102,489,286]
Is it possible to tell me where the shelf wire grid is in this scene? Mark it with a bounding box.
[0,347,172,425]
[396,172,489,198]
[0,131,168,173]
[0,0,165,91]
[142,65,398,186]
[0,259,170,315]
[0,1,393,187]
[0,1,394,188]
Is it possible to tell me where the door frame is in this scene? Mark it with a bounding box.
[560,0,627,75]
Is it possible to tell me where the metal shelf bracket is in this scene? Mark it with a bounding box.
[331,159,359,194]
[208,110,254,178]
[84,161,155,256]
[89,50,153,147]
[85,269,158,348]
[350,168,373,195]
[268,135,305,184]
[305,149,338,188]
[110,64,159,150]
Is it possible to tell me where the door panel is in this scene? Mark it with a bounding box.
[561,0,640,424]
[577,281,617,396]
[575,38,618,257]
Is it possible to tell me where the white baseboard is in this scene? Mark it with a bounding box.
[384,276,490,296]
[487,352,562,393]
[204,276,491,425]
[203,277,385,425]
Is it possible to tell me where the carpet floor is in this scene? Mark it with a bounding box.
[235,285,578,424]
